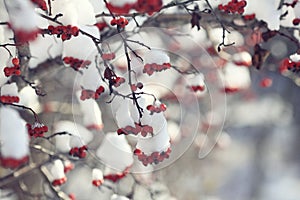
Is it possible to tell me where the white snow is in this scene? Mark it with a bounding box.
[96,132,133,171]
[144,50,170,65]
[92,168,104,180]
[136,124,170,155]
[50,159,65,180]
[5,0,38,31]
[0,107,29,159]
[1,82,19,96]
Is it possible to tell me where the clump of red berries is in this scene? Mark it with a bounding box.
[63,57,91,71]
[7,23,39,44]
[243,13,256,20]
[117,123,153,137]
[14,29,39,44]
[4,58,21,77]
[68,194,76,200]
[293,18,300,26]
[31,0,47,11]
[101,53,115,61]
[106,2,134,14]
[80,86,105,101]
[69,145,88,158]
[95,22,108,31]
[27,122,48,138]
[92,179,104,187]
[131,82,143,91]
[52,177,67,186]
[143,63,171,76]
[110,17,128,28]
[0,95,20,104]
[280,58,300,74]
[134,147,171,166]
[146,103,167,114]
[63,161,74,173]
[134,0,163,15]
[112,77,125,87]
[0,156,29,169]
[187,85,205,92]
[223,87,240,94]
[218,0,247,14]
[47,25,79,41]
[103,167,130,182]
[104,67,126,87]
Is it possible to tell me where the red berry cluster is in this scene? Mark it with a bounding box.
[47,25,79,41]
[187,85,205,92]
[26,122,48,138]
[243,13,256,20]
[31,0,47,11]
[223,87,239,93]
[95,22,108,31]
[52,177,67,186]
[63,57,91,71]
[92,179,104,187]
[63,163,74,173]
[104,67,126,87]
[106,2,134,14]
[293,18,300,26]
[80,86,105,101]
[131,82,143,91]
[282,58,300,73]
[4,58,21,77]
[0,156,29,169]
[146,103,167,114]
[135,0,163,15]
[7,23,39,44]
[14,29,39,44]
[69,145,87,158]
[69,194,76,200]
[113,77,126,87]
[110,17,129,28]
[101,53,115,61]
[103,167,129,182]
[134,147,171,166]
[0,96,20,104]
[117,123,153,137]
[218,0,247,14]
[143,63,171,76]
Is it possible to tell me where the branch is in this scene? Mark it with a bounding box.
[204,0,234,51]
[1,102,40,122]
[40,166,71,200]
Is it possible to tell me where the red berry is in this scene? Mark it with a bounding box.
[110,18,118,26]
[118,17,128,28]
[61,33,68,41]
[12,58,19,66]
[160,103,167,111]
[131,84,137,91]
[147,105,154,111]
[260,78,273,88]
[293,18,300,26]
[14,69,21,76]
[4,67,11,77]
[134,149,142,155]
[136,82,143,89]
[48,25,54,32]
[71,26,79,36]
[96,86,105,94]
